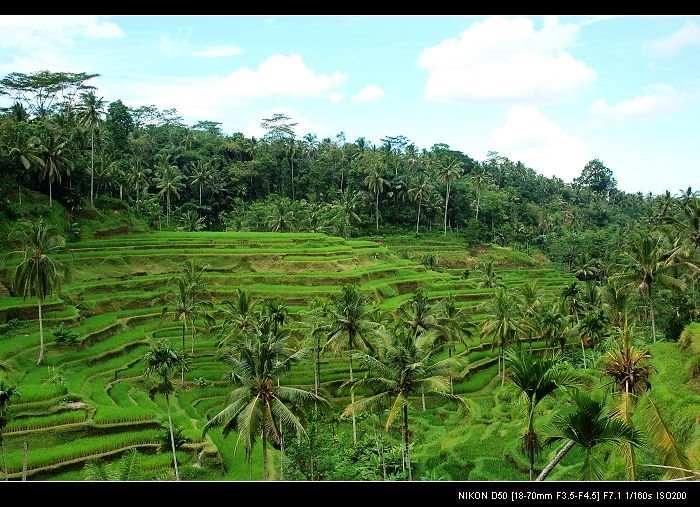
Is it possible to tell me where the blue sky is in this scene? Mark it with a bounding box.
[1,15,698,194]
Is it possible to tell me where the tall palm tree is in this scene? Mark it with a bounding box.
[470,164,489,222]
[437,156,463,235]
[478,261,503,289]
[154,154,184,228]
[479,288,522,386]
[601,317,691,480]
[537,391,642,481]
[77,91,106,205]
[612,232,697,342]
[128,160,151,213]
[561,281,587,367]
[189,161,213,207]
[506,349,579,480]
[434,293,475,358]
[364,164,388,231]
[408,172,433,234]
[0,383,20,481]
[143,340,189,481]
[203,329,326,480]
[327,285,378,445]
[33,130,72,208]
[219,288,259,346]
[343,329,466,480]
[331,189,361,239]
[8,135,43,205]
[6,220,70,365]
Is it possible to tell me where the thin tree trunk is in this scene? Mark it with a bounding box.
[350,354,357,446]
[21,442,27,481]
[290,157,295,201]
[416,197,422,234]
[18,185,22,205]
[443,184,450,235]
[262,430,268,480]
[48,179,52,208]
[181,323,186,387]
[166,395,180,481]
[314,335,320,397]
[90,130,94,205]
[475,193,480,221]
[403,403,412,481]
[421,389,426,412]
[191,324,196,355]
[649,287,656,343]
[376,191,379,231]
[536,440,575,481]
[37,300,44,366]
[501,347,505,387]
[167,192,170,228]
[199,184,202,206]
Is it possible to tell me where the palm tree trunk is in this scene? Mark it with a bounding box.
[90,130,95,205]
[376,191,379,231]
[475,193,480,221]
[48,178,52,208]
[314,335,320,397]
[648,287,656,343]
[421,389,426,411]
[416,199,422,234]
[527,404,535,481]
[536,439,575,481]
[167,192,170,228]
[580,336,587,369]
[37,300,44,366]
[166,395,180,481]
[349,354,357,446]
[290,157,295,200]
[21,441,28,481]
[403,403,412,481]
[199,184,202,206]
[191,325,196,355]
[443,184,450,235]
[181,323,186,386]
[18,185,22,205]
[262,430,269,480]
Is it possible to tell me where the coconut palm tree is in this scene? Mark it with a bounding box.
[470,164,490,222]
[327,285,379,445]
[506,349,580,480]
[143,340,189,481]
[219,288,259,346]
[189,161,213,207]
[82,449,144,481]
[77,91,106,205]
[601,317,691,480]
[154,154,184,228]
[177,210,205,232]
[33,130,72,208]
[612,232,697,342]
[6,220,70,365]
[342,328,466,480]
[561,281,588,367]
[537,391,642,481]
[128,160,151,213]
[437,156,463,235]
[0,383,20,480]
[479,288,522,386]
[434,293,475,357]
[364,164,388,231]
[478,261,503,289]
[408,172,434,234]
[203,328,326,480]
[331,189,361,239]
[8,135,43,205]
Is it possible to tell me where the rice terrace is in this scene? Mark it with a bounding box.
[1,15,700,484]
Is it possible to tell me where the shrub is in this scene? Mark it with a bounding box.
[53,323,80,347]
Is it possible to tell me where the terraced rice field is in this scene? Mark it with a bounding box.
[0,231,574,480]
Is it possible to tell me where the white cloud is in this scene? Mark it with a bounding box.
[646,22,700,58]
[0,15,125,50]
[352,85,385,103]
[490,106,590,182]
[120,54,347,127]
[418,16,596,103]
[192,45,243,58]
[328,92,344,103]
[591,83,685,119]
[160,34,190,57]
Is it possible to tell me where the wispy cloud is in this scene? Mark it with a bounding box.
[591,83,687,120]
[192,45,243,58]
[646,22,700,58]
[352,85,385,103]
